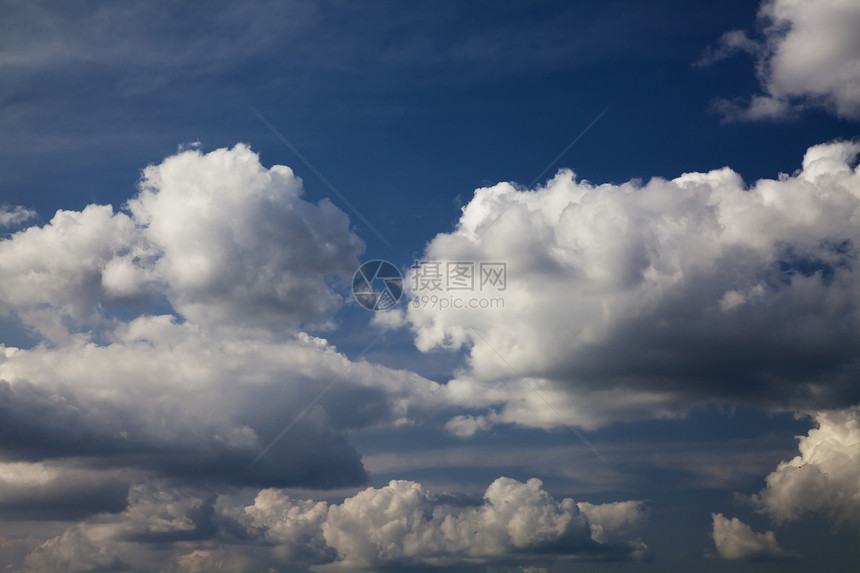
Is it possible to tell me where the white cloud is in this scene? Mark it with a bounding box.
[753,406,860,532]
[707,405,860,562]
[18,477,647,571]
[0,204,146,340]
[2,137,856,569]
[711,513,786,560]
[128,144,364,331]
[320,477,598,567]
[444,414,493,438]
[0,144,363,340]
[706,0,860,121]
[577,500,647,544]
[407,140,860,429]
[0,206,36,227]
[227,488,332,563]
[0,144,442,492]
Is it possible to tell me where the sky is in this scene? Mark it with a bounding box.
[0,0,859,571]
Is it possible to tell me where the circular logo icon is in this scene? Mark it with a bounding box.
[353,260,403,311]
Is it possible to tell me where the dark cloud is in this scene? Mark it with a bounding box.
[0,374,373,490]
[0,463,129,521]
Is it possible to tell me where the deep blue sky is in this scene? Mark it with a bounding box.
[2,0,854,257]
[1,1,859,571]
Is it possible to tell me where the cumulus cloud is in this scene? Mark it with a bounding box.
[0,143,442,495]
[445,414,493,438]
[0,204,145,340]
[18,477,647,572]
[0,143,490,573]
[710,513,786,560]
[0,206,36,227]
[753,406,860,533]
[20,526,130,573]
[0,315,441,489]
[0,462,129,521]
[707,406,860,561]
[0,144,363,340]
[704,0,860,121]
[19,482,218,573]
[577,501,647,544]
[321,477,605,567]
[3,138,855,570]
[128,144,364,331]
[0,142,508,571]
[406,140,860,429]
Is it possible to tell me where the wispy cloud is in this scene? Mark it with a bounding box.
[702,0,860,121]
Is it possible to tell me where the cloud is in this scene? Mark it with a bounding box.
[321,477,602,567]
[0,204,145,340]
[445,414,493,438]
[704,0,860,121]
[128,144,364,331]
[0,462,129,521]
[577,501,647,544]
[0,143,441,497]
[19,482,219,573]
[1,137,855,568]
[20,526,130,573]
[753,406,860,533]
[0,1,316,81]
[17,477,647,572]
[710,513,786,560]
[0,144,363,340]
[226,488,333,564]
[406,140,860,429]
[695,30,761,67]
[708,406,860,562]
[0,206,36,227]
[0,315,441,490]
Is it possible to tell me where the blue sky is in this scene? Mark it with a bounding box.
[0,1,859,571]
